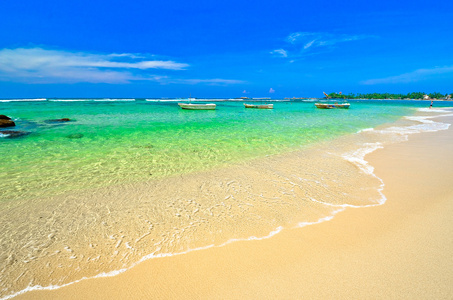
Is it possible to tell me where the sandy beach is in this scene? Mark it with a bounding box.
[14,114,453,300]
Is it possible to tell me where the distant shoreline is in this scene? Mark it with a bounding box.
[1,98,452,102]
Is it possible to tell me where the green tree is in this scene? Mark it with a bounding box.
[428,92,444,99]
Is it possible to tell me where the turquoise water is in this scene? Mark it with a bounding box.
[0,99,438,202]
[2,98,453,298]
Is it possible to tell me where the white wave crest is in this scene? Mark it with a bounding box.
[363,110,452,140]
[0,98,46,102]
[93,99,135,102]
[48,99,89,102]
[342,142,383,175]
[357,127,374,133]
[417,108,452,113]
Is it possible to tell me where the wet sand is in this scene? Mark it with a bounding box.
[15,115,453,300]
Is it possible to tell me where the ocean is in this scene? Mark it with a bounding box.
[1,98,451,298]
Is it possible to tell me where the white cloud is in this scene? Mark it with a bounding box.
[172,78,245,85]
[107,53,146,59]
[270,49,288,57]
[271,32,373,60]
[286,32,303,44]
[0,47,188,83]
[361,66,453,85]
[269,88,275,93]
[285,32,373,51]
[303,40,316,49]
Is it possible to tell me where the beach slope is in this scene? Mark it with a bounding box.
[16,116,453,300]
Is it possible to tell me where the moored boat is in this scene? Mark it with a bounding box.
[315,102,350,109]
[335,103,350,109]
[244,103,273,109]
[178,103,216,110]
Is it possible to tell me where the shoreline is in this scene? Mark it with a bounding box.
[11,113,453,299]
[1,98,452,102]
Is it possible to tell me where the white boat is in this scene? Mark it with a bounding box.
[244,103,273,109]
[315,102,350,109]
[178,103,216,110]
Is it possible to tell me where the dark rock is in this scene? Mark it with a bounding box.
[0,130,30,138]
[0,115,11,120]
[0,119,15,127]
[44,118,72,123]
[133,144,154,149]
[66,133,84,139]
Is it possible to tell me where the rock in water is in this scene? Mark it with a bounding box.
[0,115,12,120]
[44,118,72,123]
[0,130,30,138]
[0,119,15,127]
[66,133,84,139]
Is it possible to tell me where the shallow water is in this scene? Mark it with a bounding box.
[0,99,451,298]
[0,100,416,200]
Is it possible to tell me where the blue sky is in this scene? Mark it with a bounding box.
[0,0,452,98]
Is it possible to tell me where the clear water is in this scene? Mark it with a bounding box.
[0,99,421,202]
[1,99,450,298]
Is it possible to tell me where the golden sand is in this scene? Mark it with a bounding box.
[15,116,453,300]
[1,120,385,295]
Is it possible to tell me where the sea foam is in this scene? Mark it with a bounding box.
[0,98,46,102]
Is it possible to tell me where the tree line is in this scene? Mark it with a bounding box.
[327,92,452,100]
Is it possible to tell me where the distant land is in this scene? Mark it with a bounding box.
[1,92,453,101]
[323,92,452,100]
